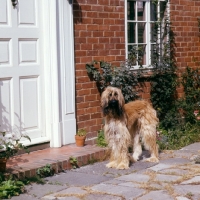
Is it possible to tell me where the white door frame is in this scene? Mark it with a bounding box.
[43,0,76,147]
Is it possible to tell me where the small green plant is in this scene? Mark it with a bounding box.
[36,164,54,178]
[23,175,45,184]
[96,130,107,147]
[0,174,25,199]
[87,157,98,165]
[69,156,78,169]
[76,129,87,137]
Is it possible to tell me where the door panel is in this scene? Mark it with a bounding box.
[0,0,45,143]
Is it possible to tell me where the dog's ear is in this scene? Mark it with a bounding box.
[117,88,125,107]
[101,89,109,116]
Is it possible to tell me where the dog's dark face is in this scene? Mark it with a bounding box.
[101,87,125,117]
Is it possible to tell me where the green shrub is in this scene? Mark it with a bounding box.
[86,59,144,103]
[157,122,200,150]
[177,67,200,124]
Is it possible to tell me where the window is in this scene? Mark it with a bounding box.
[125,0,168,68]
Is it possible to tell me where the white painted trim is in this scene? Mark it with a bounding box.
[57,0,76,145]
[42,0,61,147]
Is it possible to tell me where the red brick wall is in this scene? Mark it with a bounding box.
[73,0,125,141]
[170,0,200,97]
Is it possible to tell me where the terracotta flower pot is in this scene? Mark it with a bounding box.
[75,135,86,147]
[0,158,7,172]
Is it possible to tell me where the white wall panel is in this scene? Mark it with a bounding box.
[0,79,12,132]
[20,77,39,130]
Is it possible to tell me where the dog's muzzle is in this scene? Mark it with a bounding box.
[109,100,118,107]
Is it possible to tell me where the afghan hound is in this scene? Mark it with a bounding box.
[101,86,159,169]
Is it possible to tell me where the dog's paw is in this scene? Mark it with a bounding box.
[145,157,159,163]
[106,161,117,168]
[116,163,129,170]
[132,155,139,162]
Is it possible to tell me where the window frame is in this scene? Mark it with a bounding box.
[125,0,169,69]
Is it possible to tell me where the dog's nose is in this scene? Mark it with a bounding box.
[109,99,118,107]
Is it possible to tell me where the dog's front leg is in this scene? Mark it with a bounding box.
[115,125,131,169]
[106,143,119,168]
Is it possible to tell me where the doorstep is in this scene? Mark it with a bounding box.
[5,144,106,179]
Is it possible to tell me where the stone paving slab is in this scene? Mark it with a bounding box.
[180,143,200,151]
[148,163,172,172]
[173,185,200,199]
[155,174,182,182]
[44,171,111,187]
[137,190,174,200]
[181,176,200,184]
[84,193,123,200]
[116,173,150,183]
[91,183,145,199]
[25,183,67,199]
[159,158,191,165]
[159,168,189,176]
[176,197,190,200]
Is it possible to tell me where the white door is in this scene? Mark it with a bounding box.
[0,0,47,144]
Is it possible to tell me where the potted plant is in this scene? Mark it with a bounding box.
[75,129,87,147]
[0,131,31,172]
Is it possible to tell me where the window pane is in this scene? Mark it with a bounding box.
[138,44,146,65]
[150,1,157,21]
[151,44,158,65]
[128,45,137,65]
[137,2,146,21]
[128,22,136,43]
[138,22,146,43]
[150,22,157,43]
[160,1,167,20]
[127,1,135,20]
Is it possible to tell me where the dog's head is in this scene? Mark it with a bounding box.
[101,86,125,117]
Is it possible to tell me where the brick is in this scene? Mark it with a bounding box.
[85,94,97,101]
[104,6,115,12]
[85,119,97,127]
[87,24,99,31]
[98,12,109,18]
[74,24,86,30]
[91,112,101,118]
[91,5,104,11]
[79,31,92,37]
[104,18,115,25]
[77,89,91,96]
[76,51,87,57]
[87,38,99,43]
[78,114,90,121]
[93,31,104,37]
[87,12,98,18]
[93,18,103,24]
[77,102,90,109]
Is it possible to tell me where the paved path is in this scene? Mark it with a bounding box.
[10,143,200,200]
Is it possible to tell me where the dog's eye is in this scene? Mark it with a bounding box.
[114,92,118,96]
[109,93,112,97]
